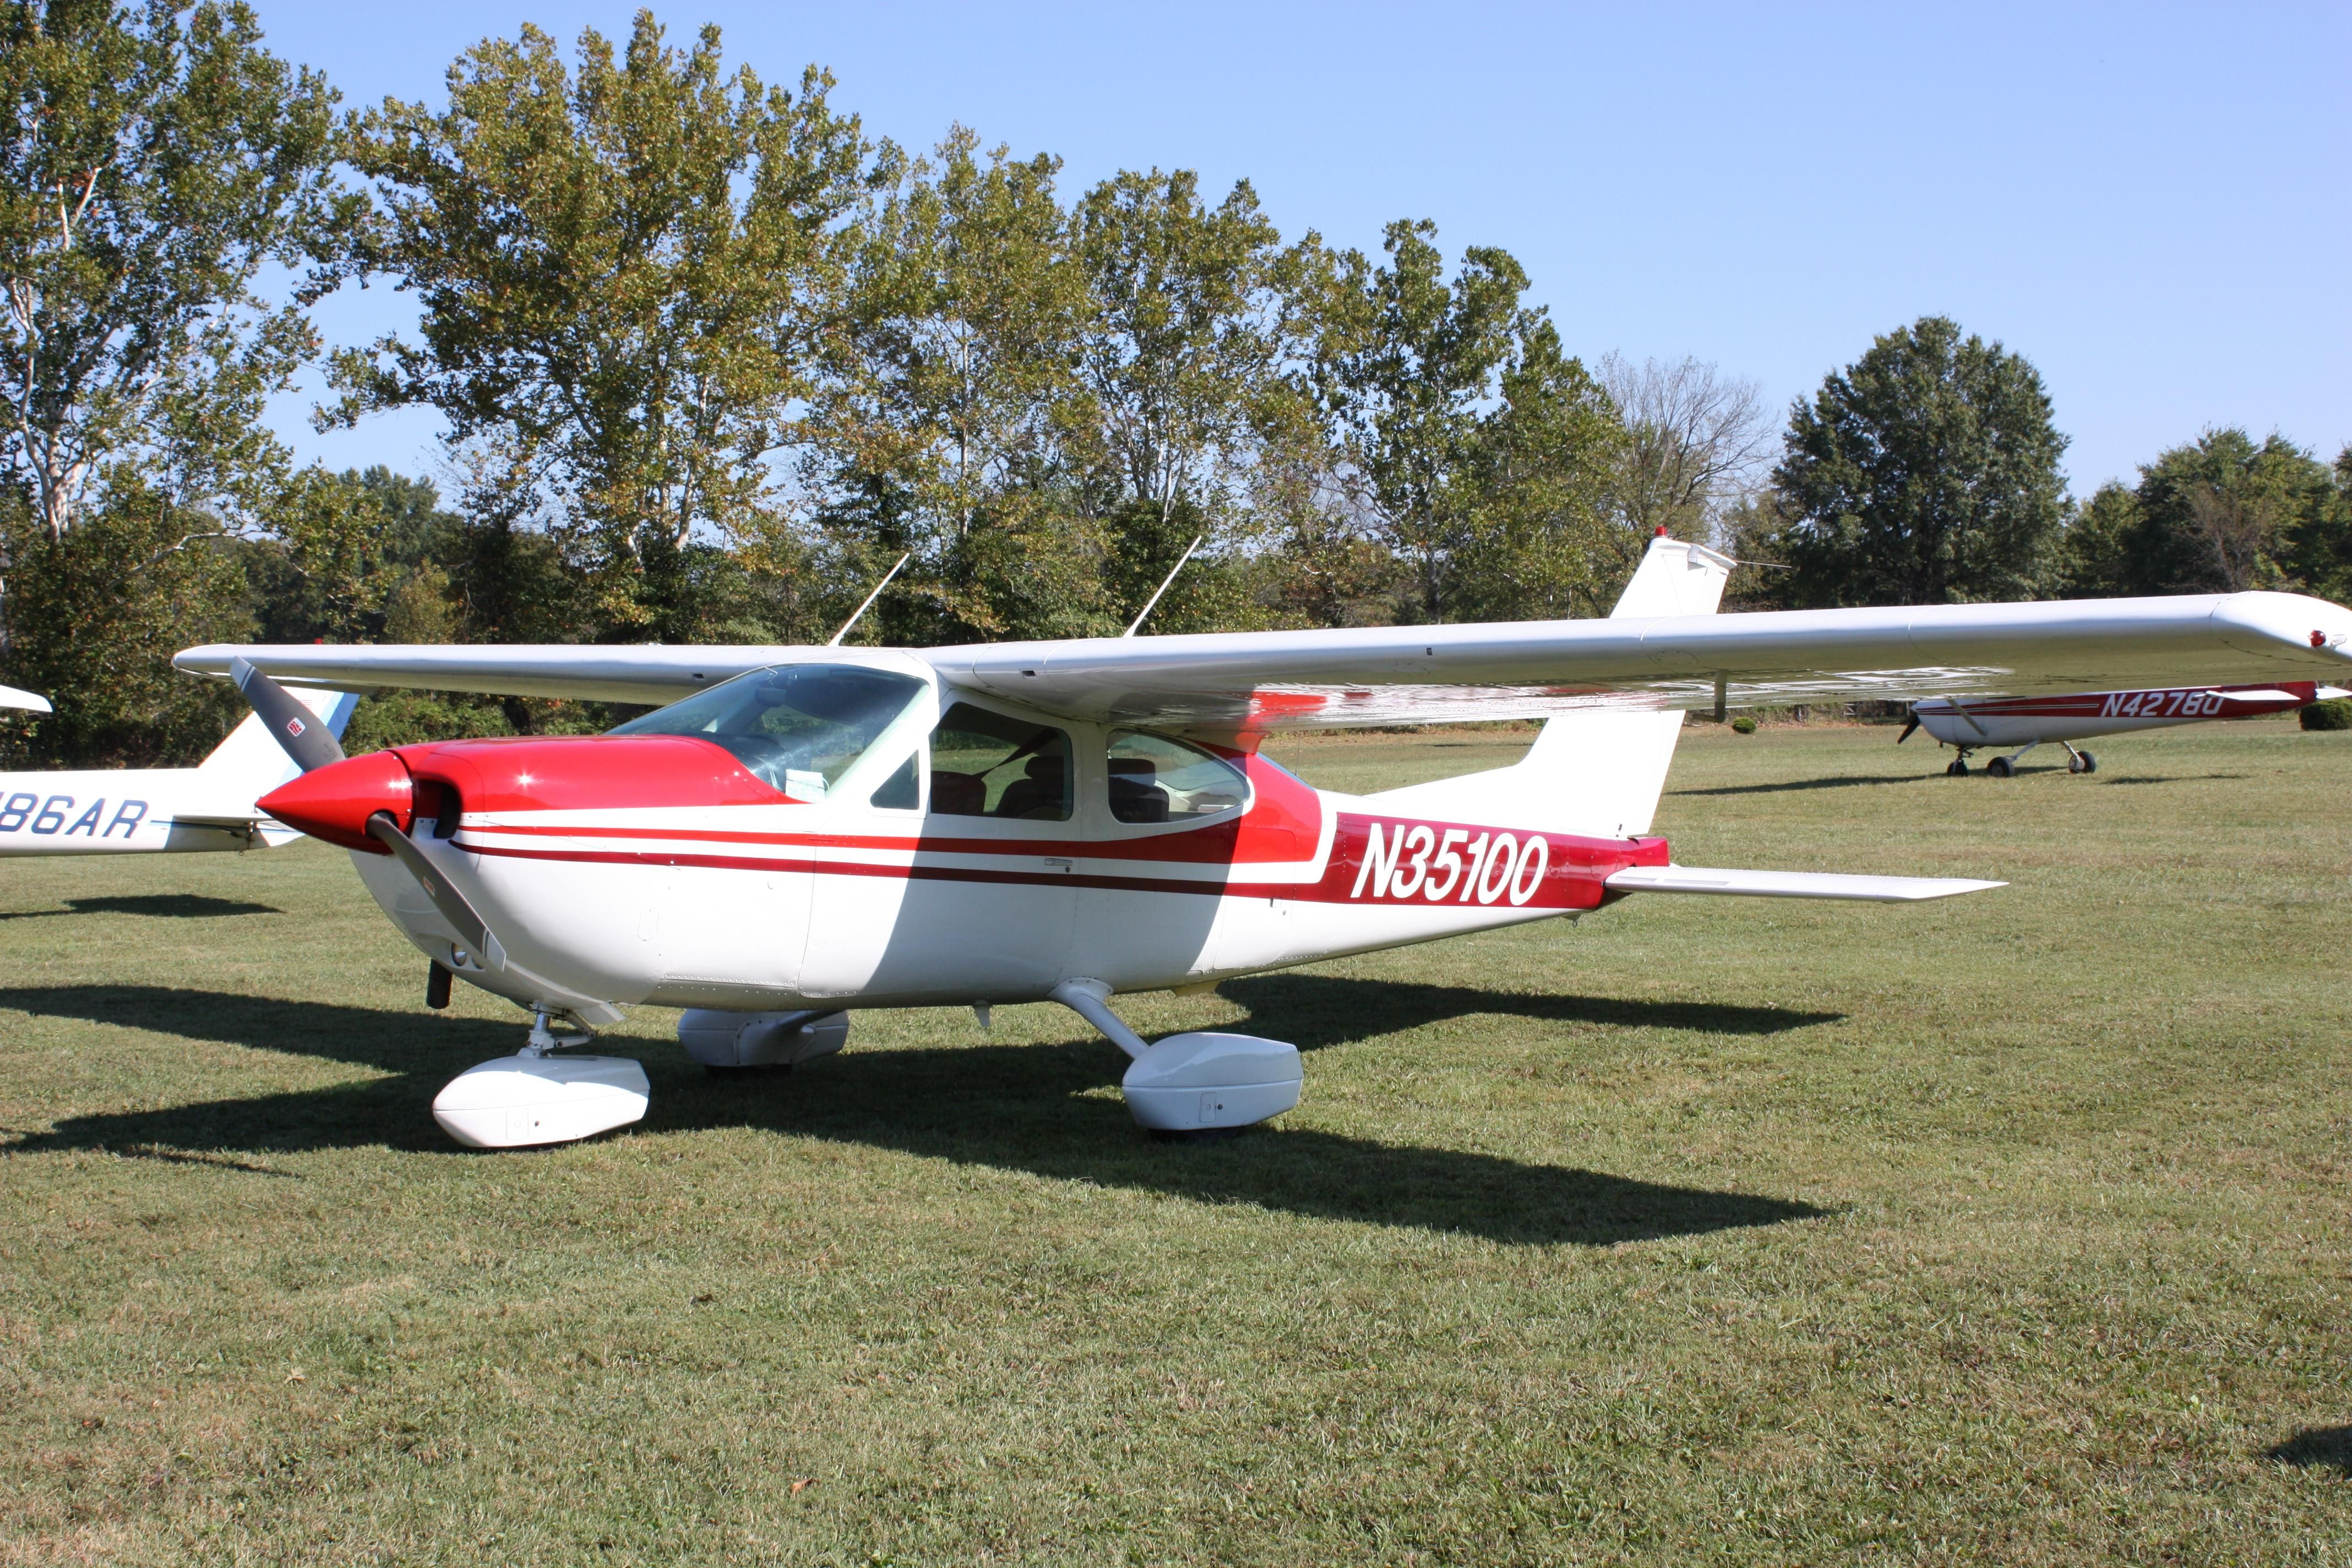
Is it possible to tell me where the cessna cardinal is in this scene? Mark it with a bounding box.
[179,533,2352,1149]
[0,675,354,857]
[1899,681,2351,776]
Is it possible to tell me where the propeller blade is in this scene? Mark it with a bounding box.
[231,657,346,773]
[1896,715,1920,744]
[364,810,506,972]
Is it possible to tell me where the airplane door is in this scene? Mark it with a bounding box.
[803,701,1079,1003]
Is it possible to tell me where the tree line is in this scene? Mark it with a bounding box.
[4,4,2347,764]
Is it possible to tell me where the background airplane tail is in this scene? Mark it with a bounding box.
[198,687,362,843]
[1360,533,1733,838]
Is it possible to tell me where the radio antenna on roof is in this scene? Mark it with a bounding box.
[827,552,911,647]
[1123,535,1204,638]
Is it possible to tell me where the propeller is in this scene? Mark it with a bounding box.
[1896,712,1920,744]
[231,656,345,772]
[366,810,507,972]
[234,657,504,974]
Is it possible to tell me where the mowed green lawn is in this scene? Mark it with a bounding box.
[6,717,2352,1565]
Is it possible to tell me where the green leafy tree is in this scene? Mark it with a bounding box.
[2058,429,2348,600]
[1070,169,1294,633]
[1772,316,2068,607]
[821,128,1108,643]
[1448,318,1624,621]
[0,1,350,763]
[1,489,251,765]
[1304,220,1618,623]
[0,0,352,543]
[2052,479,2142,598]
[334,13,872,643]
[249,465,455,644]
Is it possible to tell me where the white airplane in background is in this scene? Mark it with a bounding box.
[0,684,52,714]
[0,679,356,857]
[179,532,2352,1150]
[1899,680,2351,776]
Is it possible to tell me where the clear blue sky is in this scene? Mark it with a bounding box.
[258,1,2350,498]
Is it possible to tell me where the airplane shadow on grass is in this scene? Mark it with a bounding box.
[0,894,283,921]
[1218,973,1842,1049]
[1671,773,1940,797]
[2266,1427,2352,1476]
[0,983,1828,1247]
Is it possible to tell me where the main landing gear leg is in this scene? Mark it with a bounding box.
[430,1005,649,1150]
[1048,978,1302,1138]
[1986,741,2037,778]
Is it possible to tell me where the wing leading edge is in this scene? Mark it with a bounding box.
[176,587,2352,733]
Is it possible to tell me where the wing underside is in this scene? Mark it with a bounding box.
[175,588,2352,735]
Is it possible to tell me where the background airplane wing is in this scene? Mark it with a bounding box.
[177,589,2352,733]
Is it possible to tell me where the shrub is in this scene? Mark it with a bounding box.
[2301,698,2352,731]
[1730,714,1758,735]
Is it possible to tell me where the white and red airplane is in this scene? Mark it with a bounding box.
[1899,680,2350,776]
[0,678,355,858]
[177,535,2352,1148]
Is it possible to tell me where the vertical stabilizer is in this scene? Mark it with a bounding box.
[1360,533,1732,837]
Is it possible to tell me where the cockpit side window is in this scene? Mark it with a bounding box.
[1105,731,1248,824]
[609,664,928,802]
[928,704,1072,821]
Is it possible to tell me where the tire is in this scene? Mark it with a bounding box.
[2079,751,2097,775]
[1986,756,2015,778]
[2067,753,2086,774]
[1946,757,1969,776]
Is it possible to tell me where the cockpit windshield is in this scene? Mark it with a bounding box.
[609,663,929,802]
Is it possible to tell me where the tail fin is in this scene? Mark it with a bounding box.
[1362,534,1732,837]
[198,685,361,800]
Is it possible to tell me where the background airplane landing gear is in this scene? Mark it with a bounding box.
[1946,756,1970,776]
[1986,755,2015,777]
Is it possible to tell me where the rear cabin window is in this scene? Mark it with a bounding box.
[929,705,1073,821]
[1106,731,1248,823]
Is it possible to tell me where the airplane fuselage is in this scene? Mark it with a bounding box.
[0,767,262,856]
[1910,681,2335,751]
[282,658,1668,1018]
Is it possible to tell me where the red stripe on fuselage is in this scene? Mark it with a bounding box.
[455,810,1666,912]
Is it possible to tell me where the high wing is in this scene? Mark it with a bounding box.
[176,588,2352,734]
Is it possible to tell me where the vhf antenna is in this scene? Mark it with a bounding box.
[827,552,911,647]
[1123,535,1204,638]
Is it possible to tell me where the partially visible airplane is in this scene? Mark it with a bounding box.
[1899,680,2350,776]
[0,679,356,857]
[0,685,52,714]
[181,536,2352,1149]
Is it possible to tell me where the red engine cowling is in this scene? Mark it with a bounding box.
[256,749,416,853]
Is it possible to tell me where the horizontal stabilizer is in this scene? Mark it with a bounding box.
[1603,865,2005,902]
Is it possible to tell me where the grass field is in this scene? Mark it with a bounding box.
[6,717,2352,1565]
